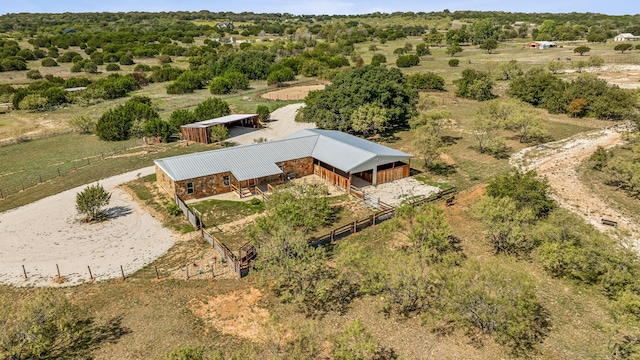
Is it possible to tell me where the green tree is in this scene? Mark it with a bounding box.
[416,43,430,56]
[350,103,390,136]
[573,46,591,56]
[614,43,634,54]
[144,118,173,143]
[477,196,537,255]
[446,259,549,355]
[454,68,495,101]
[18,94,48,111]
[76,183,111,222]
[370,53,386,66]
[479,39,498,54]
[486,169,554,218]
[193,97,230,121]
[209,76,232,94]
[209,125,229,145]
[448,58,459,67]
[547,60,564,74]
[0,290,127,359]
[256,104,271,123]
[169,109,197,131]
[299,65,416,132]
[68,115,96,134]
[406,72,445,91]
[445,44,463,57]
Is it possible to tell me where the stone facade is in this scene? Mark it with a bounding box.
[156,157,315,200]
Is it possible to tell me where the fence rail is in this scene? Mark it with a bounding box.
[0,138,141,200]
[173,186,456,278]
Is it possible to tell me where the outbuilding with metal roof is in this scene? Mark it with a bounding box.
[155,129,413,200]
[180,114,260,144]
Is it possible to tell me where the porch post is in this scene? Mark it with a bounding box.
[372,166,378,185]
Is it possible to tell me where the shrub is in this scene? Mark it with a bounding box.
[448,58,460,67]
[158,55,172,64]
[209,76,232,95]
[41,57,58,67]
[119,55,134,65]
[68,115,96,134]
[26,69,42,80]
[396,54,420,68]
[193,97,230,121]
[133,63,152,72]
[167,203,182,216]
[407,72,445,90]
[76,184,111,222]
[58,51,82,63]
[18,94,49,111]
[256,104,271,123]
[105,63,120,71]
[371,53,386,66]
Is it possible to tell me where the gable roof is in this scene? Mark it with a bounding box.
[155,129,413,182]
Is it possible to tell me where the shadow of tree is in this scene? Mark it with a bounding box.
[427,162,457,176]
[104,205,133,219]
[441,135,463,146]
[36,316,132,359]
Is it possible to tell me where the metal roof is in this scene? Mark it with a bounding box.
[155,129,413,182]
[181,114,259,128]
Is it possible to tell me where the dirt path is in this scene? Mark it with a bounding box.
[510,125,640,244]
[227,103,315,145]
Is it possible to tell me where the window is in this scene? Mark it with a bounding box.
[187,182,194,194]
[223,175,230,187]
[279,165,285,172]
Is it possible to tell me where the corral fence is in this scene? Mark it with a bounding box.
[174,194,254,277]
[0,137,141,200]
[174,187,456,278]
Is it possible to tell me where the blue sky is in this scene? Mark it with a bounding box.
[2,0,636,16]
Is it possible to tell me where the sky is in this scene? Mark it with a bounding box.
[1,0,636,16]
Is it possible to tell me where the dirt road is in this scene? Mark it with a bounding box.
[511,126,640,244]
[227,103,315,145]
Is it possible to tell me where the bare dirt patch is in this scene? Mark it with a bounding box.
[189,287,269,340]
[583,64,640,89]
[261,84,326,101]
[511,125,640,245]
[362,177,442,206]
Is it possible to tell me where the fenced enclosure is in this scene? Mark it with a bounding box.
[173,186,456,278]
[0,137,141,200]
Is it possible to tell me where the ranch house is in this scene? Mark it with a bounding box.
[614,33,640,42]
[155,129,413,200]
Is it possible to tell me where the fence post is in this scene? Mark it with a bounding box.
[39,174,42,183]
[88,265,93,280]
[0,188,3,198]
[57,168,61,177]
[21,181,24,191]
[22,265,27,279]
[353,220,357,233]
[155,265,159,279]
[56,264,61,278]
[120,265,125,280]
[186,264,189,280]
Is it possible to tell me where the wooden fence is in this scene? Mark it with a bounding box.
[377,164,410,184]
[174,187,455,278]
[174,194,202,230]
[314,164,349,189]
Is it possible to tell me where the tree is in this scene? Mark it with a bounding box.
[406,72,445,91]
[169,109,197,131]
[144,118,173,143]
[370,53,386,66]
[547,60,564,74]
[68,115,96,134]
[486,169,554,218]
[299,65,416,132]
[0,290,128,359]
[413,130,443,170]
[193,97,230,121]
[448,58,459,67]
[209,125,228,145]
[573,46,591,56]
[209,77,232,94]
[395,54,420,68]
[479,39,498,54]
[614,43,634,54]
[350,103,390,136]
[416,43,430,56]
[76,183,111,222]
[445,44,463,57]
[256,104,271,123]
[477,196,537,255]
[18,94,48,111]
[454,69,495,101]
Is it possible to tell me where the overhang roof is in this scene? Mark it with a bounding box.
[155,129,413,182]
[181,114,259,128]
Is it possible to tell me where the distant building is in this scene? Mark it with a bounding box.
[513,21,525,26]
[216,21,234,30]
[614,33,640,42]
[526,41,557,49]
[61,28,75,34]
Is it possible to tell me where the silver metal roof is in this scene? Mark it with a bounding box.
[181,114,259,128]
[155,129,413,182]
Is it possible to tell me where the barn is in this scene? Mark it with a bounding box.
[180,114,260,144]
[155,129,413,200]
[526,41,557,49]
[614,33,640,42]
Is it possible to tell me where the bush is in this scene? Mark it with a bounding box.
[256,104,270,123]
[41,57,58,67]
[209,76,232,95]
[133,63,152,72]
[26,69,42,79]
[76,183,111,222]
[167,203,182,216]
[18,94,49,111]
[407,72,445,90]
[448,58,459,67]
[193,97,230,121]
[105,63,120,71]
[371,53,386,66]
[119,55,134,65]
[396,54,420,68]
[267,68,295,86]
[58,51,82,63]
